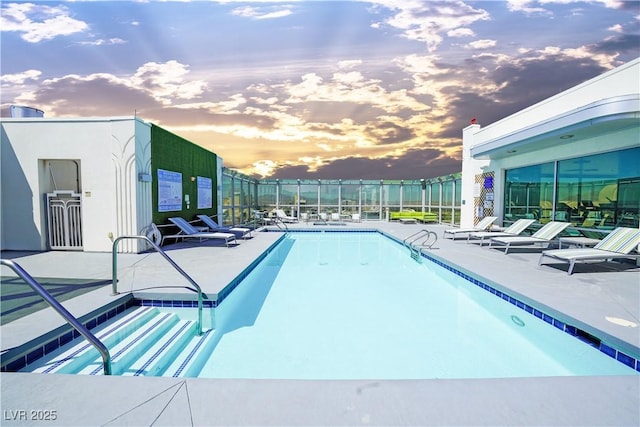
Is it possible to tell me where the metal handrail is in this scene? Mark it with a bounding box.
[403,229,436,248]
[272,217,289,232]
[0,259,112,375]
[403,229,438,261]
[112,235,203,335]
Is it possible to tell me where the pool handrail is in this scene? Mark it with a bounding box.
[272,217,289,232]
[111,235,203,336]
[0,259,112,375]
[403,229,438,249]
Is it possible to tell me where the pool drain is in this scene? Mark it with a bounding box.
[511,315,525,327]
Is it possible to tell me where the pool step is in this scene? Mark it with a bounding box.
[24,306,210,377]
[28,306,159,374]
[164,328,218,377]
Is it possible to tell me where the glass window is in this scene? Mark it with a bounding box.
[430,183,440,205]
[402,182,422,211]
[319,180,339,214]
[341,181,360,215]
[299,180,318,216]
[504,162,555,223]
[557,147,640,229]
[362,182,380,219]
[385,181,401,212]
[257,181,276,211]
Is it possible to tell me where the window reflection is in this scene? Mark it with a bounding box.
[557,148,640,229]
[504,147,639,230]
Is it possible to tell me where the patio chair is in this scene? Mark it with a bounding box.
[467,219,536,245]
[488,221,570,254]
[273,209,298,223]
[197,215,252,239]
[443,216,498,239]
[539,227,640,274]
[163,217,237,247]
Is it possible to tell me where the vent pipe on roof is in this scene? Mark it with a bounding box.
[9,105,45,118]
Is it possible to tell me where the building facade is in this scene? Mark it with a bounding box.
[461,58,639,233]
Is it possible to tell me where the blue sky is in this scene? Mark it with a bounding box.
[1,1,639,179]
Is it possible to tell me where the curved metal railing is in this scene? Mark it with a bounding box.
[403,229,438,261]
[111,235,203,335]
[0,259,112,375]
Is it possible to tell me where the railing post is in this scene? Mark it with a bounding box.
[1,259,112,375]
[112,235,203,335]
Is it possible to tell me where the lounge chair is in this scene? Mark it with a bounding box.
[488,221,570,254]
[539,227,640,274]
[197,215,252,239]
[467,219,536,245]
[163,217,237,247]
[273,209,298,223]
[443,216,498,239]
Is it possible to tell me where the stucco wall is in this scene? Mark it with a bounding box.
[1,117,151,253]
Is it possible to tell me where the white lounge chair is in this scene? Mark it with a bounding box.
[163,217,237,247]
[197,215,252,239]
[273,209,298,223]
[539,227,640,274]
[443,216,498,239]
[488,221,570,254]
[467,219,535,245]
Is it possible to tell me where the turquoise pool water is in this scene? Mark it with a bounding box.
[198,231,636,379]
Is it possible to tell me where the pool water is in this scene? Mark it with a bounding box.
[198,231,636,379]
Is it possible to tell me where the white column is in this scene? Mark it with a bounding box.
[461,123,490,228]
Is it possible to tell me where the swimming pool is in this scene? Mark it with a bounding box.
[198,231,638,379]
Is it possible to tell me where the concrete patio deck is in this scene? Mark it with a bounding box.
[1,221,639,426]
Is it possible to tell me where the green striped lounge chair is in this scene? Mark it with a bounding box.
[467,218,535,245]
[488,221,571,254]
[539,227,640,274]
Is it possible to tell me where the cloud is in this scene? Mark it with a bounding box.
[9,60,207,116]
[231,5,293,20]
[370,0,490,51]
[0,2,88,43]
[76,38,127,46]
[264,148,462,180]
[0,69,41,86]
[466,39,498,50]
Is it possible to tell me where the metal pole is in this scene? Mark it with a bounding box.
[1,259,112,375]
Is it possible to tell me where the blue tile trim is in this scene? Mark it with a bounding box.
[135,299,215,308]
[415,249,640,372]
[133,321,193,376]
[1,298,136,373]
[90,313,174,375]
[172,329,213,377]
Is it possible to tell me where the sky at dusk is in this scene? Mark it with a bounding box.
[1,1,639,179]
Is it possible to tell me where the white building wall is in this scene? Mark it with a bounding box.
[461,59,640,227]
[1,116,151,253]
[471,59,640,146]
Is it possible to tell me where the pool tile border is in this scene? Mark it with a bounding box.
[2,297,137,373]
[416,248,640,373]
[3,229,638,375]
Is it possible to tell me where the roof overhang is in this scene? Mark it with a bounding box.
[470,94,640,160]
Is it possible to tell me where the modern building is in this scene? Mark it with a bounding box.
[1,116,221,253]
[461,58,639,232]
[2,58,638,254]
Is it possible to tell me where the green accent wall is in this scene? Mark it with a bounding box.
[150,125,218,224]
